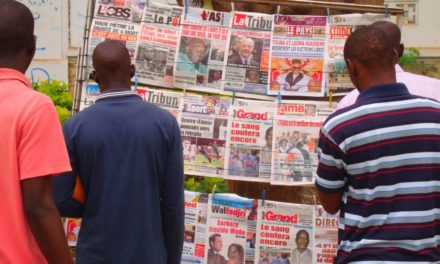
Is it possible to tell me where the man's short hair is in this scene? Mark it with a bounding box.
[209,233,221,247]
[0,0,34,57]
[343,26,394,71]
[296,229,309,240]
[187,38,206,49]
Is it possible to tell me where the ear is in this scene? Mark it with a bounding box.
[393,49,399,65]
[345,58,357,77]
[398,43,404,58]
[130,64,136,78]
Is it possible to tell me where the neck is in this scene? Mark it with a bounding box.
[357,69,396,92]
[0,59,28,74]
[99,80,131,93]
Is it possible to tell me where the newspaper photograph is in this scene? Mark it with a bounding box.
[224,12,272,95]
[93,0,146,23]
[224,101,275,182]
[134,3,182,87]
[268,15,327,97]
[314,205,338,264]
[174,8,230,91]
[180,94,231,177]
[182,191,209,264]
[326,14,388,95]
[256,201,314,264]
[64,218,81,247]
[271,101,336,186]
[79,82,100,111]
[135,87,183,122]
[205,194,255,264]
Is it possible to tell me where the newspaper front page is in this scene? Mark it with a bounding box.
[180,94,231,177]
[136,87,183,122]
[134,3,182,87]
[268,15,327,97]
[326,13,388,95]
[256,201,314,264]
[93,0,146,23]
[205,194,255,264]
[64,218,82,247]
[314,205,338,264]
[174,8,230,91]
[271,101,336,185]
[224,100,275,182]
[224,12,272,95]
[79,82,100,111]
[182,191,209,264]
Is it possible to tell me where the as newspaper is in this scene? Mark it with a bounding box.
[268,15,327,97]
[135,87,183,122]
[224,99,275,182]
[205,194,256,264]
[180,94,231,177]
[256,201,314,264]
[174,8,230,91]
[271,101,336,185]
[182,191,209,264]
[224,12,272,95]
[314,205,338,264]
[134,3,182,87]
[326,13,388,95]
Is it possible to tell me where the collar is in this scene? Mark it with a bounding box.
[0,68,32,88]
[356,83,409,104]
[95,89,140,102]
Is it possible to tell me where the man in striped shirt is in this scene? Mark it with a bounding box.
[316,25,440,263]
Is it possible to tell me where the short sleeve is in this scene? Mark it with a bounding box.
[315,128,347,193]
[18,100,71,180]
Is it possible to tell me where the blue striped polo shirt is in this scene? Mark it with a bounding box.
[316,83,440,263]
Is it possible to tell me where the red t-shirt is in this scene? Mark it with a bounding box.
[0,68,71,263]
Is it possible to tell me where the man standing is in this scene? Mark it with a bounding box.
[276,59,312,92]
[337,21,440,109]
[0,1,73,263]
[291,230,312,264]
[228,38,259,66]
[53,40,184,263]
[316,26,440,263]
[207,234,227,264]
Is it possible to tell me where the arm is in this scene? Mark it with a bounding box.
[53,124,85,218]
[315,129,347,214]
[161,118,184,264]
[22,176,73,264]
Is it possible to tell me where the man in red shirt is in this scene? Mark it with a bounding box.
[0,1,73,263]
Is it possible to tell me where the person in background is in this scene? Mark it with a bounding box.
[337,21,440,109]
[0,1,73,263]
[53,40,184,263]
[316,25,440,263]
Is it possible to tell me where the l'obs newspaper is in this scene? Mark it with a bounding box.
[314,205,338,264]
[93,0,146,23]
[256,201,314,264]
[224,12,272,95]
[205,194,255,264]
[181,94,231,177]
[136,87,183,122]
[326,14,388,95]
[268,15,327,97]
[182,191,209,264]
[174,8,230,91]
[271,101,336,185]
[224,100,275,182]
[134,3,182,87]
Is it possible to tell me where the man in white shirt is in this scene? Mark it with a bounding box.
[337,21,440,109]
[291,230,312,264]
[276,59,312,92]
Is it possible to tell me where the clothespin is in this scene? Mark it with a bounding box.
[326,7,331,23]
[261,189,266,206]
[277,91,282,107]
[312,194,317,205]
[212,184,217,195]
[231,90,236,105]
[184,0,189,19]
[328,91,333,108]
[134,77,139,92]
[276,5,281,15]
[230,2,235,12]
[384,4,390,17]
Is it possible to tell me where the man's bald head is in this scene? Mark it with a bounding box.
[371,21,404,58]
[0,0,35,71]
[92,40,134,92]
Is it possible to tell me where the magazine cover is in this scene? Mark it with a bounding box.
[180,94,231,177]
[256,201,314,264]
[224,101,275,182]
[205,194,256,264]
[268,15,327,97]
[134,3,182,87]
[271,101,336,185]
[326,13,388,95]
[223,12,272,95]
[174,8,230,91]
[314,205,338,264]
[182,191,209,264]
